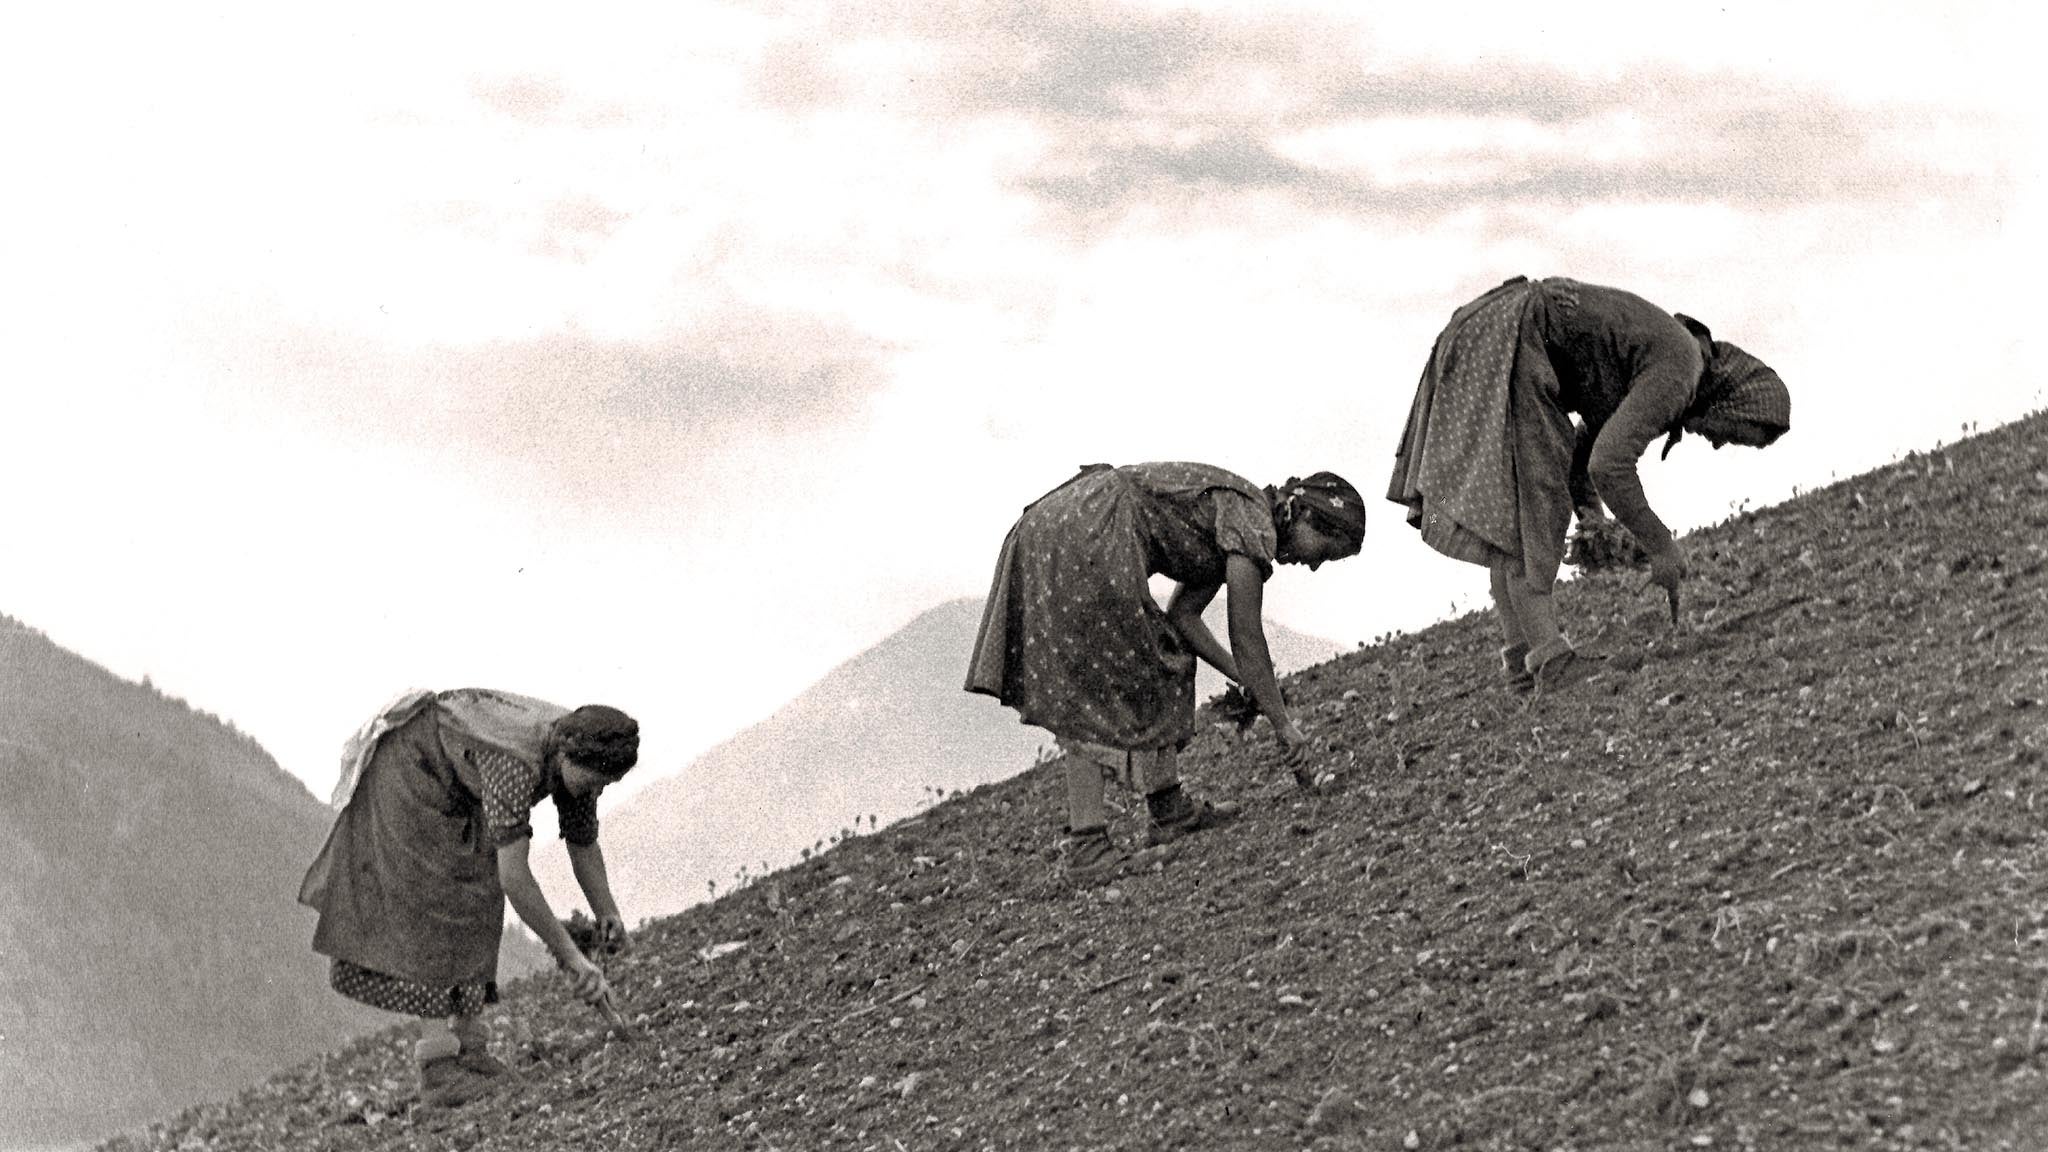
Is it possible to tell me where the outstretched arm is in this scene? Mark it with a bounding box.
[498,838,606,1001]
[567,839,628,948]
[1164,576,1241,683]
[1221,554,1304,754]
[1588,362,1695,554]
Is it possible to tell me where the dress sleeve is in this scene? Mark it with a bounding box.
[1587,346,1698,553]
[554,787,601,847]
[1209,488,1278,578]
[1568,419,1601,515]
[470,746,545,847]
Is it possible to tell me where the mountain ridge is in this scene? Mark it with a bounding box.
[0,617,383,1149]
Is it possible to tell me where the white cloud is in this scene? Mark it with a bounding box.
[0,0,2040,803]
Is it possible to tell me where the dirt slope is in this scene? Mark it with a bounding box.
[102,411,2048,1151]
[536,598,1341,926]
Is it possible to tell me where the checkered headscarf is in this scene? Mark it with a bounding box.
[1661,340,1790,458]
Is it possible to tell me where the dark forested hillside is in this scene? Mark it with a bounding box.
[0,617,381,1147]
[0,621,507,1147]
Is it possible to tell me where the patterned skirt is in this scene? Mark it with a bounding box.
[966,466,1197,750]
[1386,277,1577,588]
[331,958,496,1019]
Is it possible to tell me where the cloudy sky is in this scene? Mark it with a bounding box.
[2,1,2040,805]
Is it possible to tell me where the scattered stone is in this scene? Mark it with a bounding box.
[1306,1086,1360,1130]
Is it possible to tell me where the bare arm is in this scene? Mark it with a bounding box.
[497,838,581,966]
[1163,577,1241,683]
[1221,554,1302,747]
[567,840,623,926]
[498,838,608,1001]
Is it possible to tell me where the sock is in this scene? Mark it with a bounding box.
[1064,755,1107,833]
[1489,562,1528,649]
[415,1028,460,1064]
[451,1013,488,1052]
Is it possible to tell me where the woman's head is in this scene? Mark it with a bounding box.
[1662,340,1790,456]
[1269,472,1366,570]
[553,704,640,795]
[1690,341,1790,448]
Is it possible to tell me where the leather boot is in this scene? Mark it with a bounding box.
[1064,826,1123,882]
[1145,784,1241,846]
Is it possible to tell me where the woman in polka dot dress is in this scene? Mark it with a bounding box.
[298,688,639,1107]
[1388,276,1790,694]
[967,463,1365,878]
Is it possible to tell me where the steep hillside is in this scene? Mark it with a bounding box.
[102,411,2048,1150]
[540,598,1342,923]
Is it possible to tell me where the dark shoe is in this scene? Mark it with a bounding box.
[1145,786,1242,846]
[418,1056,494,1109]
[1532,648,1605,695]
[456,1047,512,1078]
[1064,827,1124,882]
[1500,644,1535,696]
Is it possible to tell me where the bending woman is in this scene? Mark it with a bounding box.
[1388,276,1790,693]
[298,688,639,1107]
[966,462,1364,878]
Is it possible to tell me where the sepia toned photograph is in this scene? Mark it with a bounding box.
[2,2,2043,1148]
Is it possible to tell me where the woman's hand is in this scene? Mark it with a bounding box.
[597,913,631,955]
[1644,542,1687,593]
[1274,719,1313,767]
[1639,542,1687,625]
[561,951,609,1004]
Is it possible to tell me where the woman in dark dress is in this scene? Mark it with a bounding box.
[1388,276,1790,693]
[967,463,1365,878]
[298,688,638,1106]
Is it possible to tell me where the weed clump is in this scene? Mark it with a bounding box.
[1565,517,1649,572]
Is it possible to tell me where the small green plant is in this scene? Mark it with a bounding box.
[1565,518,1649,571]
[1207,682,1264,731]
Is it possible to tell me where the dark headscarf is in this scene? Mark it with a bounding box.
[552,704,640,779]
[1266,471,1367,550]
[1661,339,1791,459]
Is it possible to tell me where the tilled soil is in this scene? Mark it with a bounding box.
[105,412,2048,1151]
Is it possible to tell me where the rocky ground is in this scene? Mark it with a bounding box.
[104,411,2048,1151]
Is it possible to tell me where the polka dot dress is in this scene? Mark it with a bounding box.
[966,462,1277,750]
[462,744,601,848]
[331,958,494,1018]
